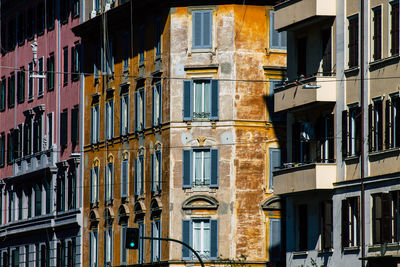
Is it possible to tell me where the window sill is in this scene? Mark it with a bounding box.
[344,246,360,252]
[292,251,308,257]
[190,47,214,54]
[266,47,287,55]
[344,155,360,162]
[318,248,333,255]
[344,66,360,76]
[369,147,400,157]
[184,187,217,193]
[369,54,400,69]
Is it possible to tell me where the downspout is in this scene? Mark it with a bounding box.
[360,0,366,265]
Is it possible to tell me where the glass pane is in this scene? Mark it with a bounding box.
[203,81,210,115]
[194,82,202,114]
[203,150,211,185]
[193,221,201,253]
[194,151,202,185]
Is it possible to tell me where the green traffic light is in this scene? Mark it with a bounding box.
[130,242,135,247]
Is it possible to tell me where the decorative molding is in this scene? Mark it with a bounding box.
[261,196,283,211]
[182,195,219,210]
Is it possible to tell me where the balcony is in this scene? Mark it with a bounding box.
[274,0,336,31]
[273,163,336,195]
[274,75,336,112]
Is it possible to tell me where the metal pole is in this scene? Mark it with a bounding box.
[141,236,205,267]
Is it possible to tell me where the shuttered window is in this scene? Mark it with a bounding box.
[71,45,80,81]
[71,106,79,144]
[89,231,98,267]
[269,148,281,189]
[373,193,393,244]
[135,156,144,195]
[348,15,359,68]
[8,73,15,108]
[105,100,114,140]
[90,167,99,204]
[47,54,54,91]
[372,6,382,61]
[269,10,286,50]
[17,68,25,103]
[182,148,219,188]
[60,109,68,147]
[0,77,5,111]
[28,62,34,100]
[120,94,129,135]
[192,10,212,49]
[91,105,100,144]
[368,100,383,152]
[121,160,129,198]
[139,222,145,263]
[151,220,161,262]
[152,83,162,126]
[38,58,44,96]
[0,132,4,167]
[390,97,400,148]
[342,197,360,248]
[183,80,219,121]
[104,228,113,267]
[391,1,399,55]
[269,218,282,261]
[269,80,284,121]
[63,47,68,85]
[345,106,361,156]
[320,200,333,250]
[151,151,162,192]
[105,163,114,201]
[182,219,218,260]
[135,89,145,131]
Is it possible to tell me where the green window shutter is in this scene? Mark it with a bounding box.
[71,107,79,144]
[210,219,218,259]
[182,149,193,188]
[183,80,193,121]
[182,220,192,260]
[60,110,68,146]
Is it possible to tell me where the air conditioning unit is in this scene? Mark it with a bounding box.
[105,3,111,11]
[90,10,97,19]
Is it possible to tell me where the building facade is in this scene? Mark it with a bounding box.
[0,0,82,266]
[74,0,286,266]
[274,0,400,266]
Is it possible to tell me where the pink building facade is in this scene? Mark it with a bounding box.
[0,0,82,265]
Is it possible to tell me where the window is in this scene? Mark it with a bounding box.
[120,227,127,264]
[25,245,29,267]
[105,100,114,140]
[63,47,68,85]
[297,37,307,77]
[104,228,113,267]
[183,80,219,121]
[34,183,42,216]
[37,3,45,35]
[27,188,32,218]
[57,173,65,212]
[122,32,129,70]
[138,221,145,264]
[0,77,5,111]
[269,218,281,261]
[391,1,399,55]
[38,58,44,96]
[372,191,400,244]
[45,178,51,214]
[369,99,383,152]
[60,109,68,147]
[269,148,281,190]
[152,83,162,126]
[342,106,361,157]
[68,168,77,210]
[11,248,19,267]
[182,219,218,260]
[33,114,43,153]
[24,118,32,156]
[151,219,161,262]
[386,96,400,148]
[348,15,359,68]
[9,190,15,222]
[372,6,382,61]
[105,163,114,201]
[120,94,129,136]
[67,239,76,267]
[316,115,335,162]
[192,10,212,49]
[0,133,4,167]
[182,148,218,188]
[18,14,25,45]
[297,204,308,251]
[151,151,162,192]
[8,73,15,108]
[321,28,332,76]
[71,106,79,144]
[94,47,100,81]
[90,166,99,204]
[17,68,25,103]
[106,39,114,75]
[155,17,162,57]
[47,113,53,149]
[57,241,65,267]
[60,0,69,23]
[41,243,49,267]
[17,189,22,220]
[47,0,55,30]
[139,25,145,64]
[269,10,286,50]
[72,0,80,18]
[135,89,145,131]
[28,62,34,100]
[268,80,283,121]
[16,125,23,160]
[320,200,333,250]
[47,53,55,91]
[7,131,14,164]
[93,0,100,12]
[135,155,144,195]
[71,44,80,81]
[91,104,100,143]
[342,197,360,248]
[8,19,16,50]
[2,251,9,267]
[121,159,128,198]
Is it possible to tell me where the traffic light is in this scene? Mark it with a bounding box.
[125,228,140,249]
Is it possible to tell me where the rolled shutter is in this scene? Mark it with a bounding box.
[183,80,193,121]
[210,149,219,188]
[210,219,218,259]
[385,99,391,149]
[342,110,348,157]
[369,104,374,151]
[182,149,193,188]
[210,80,219,120]
[182,220,191,260]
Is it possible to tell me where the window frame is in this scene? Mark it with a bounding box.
[135,88,145,131]
[152,82,162,127]
[89,230,99,267]
[104,162,114,202]
[192,10,213,49]
[91,104,100,144]
[37,58,44,97]
[342,196,360,248]
[105,100,114,140]
[0,77,5,111]
[151,150,162,192]
[8,72,15,108]
[269,10,287,50]
[151,219,161,262]
[347,14,359,68]
[120,94,129,136]
[90,166,99,204]
[372,6,382,61]
[28,62,34,100]
[390,1,399,55]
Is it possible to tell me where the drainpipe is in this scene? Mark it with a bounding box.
[360,0,366,265]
